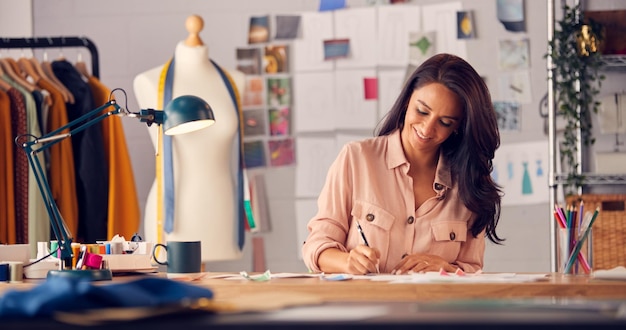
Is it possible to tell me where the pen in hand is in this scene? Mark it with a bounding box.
[356,221,379,274]
[356,221,370,247]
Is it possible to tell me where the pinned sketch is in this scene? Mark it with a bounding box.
[334,7,378,69]
[498,39,529,71]
[377,4,421,66]
[377,69,406,121]
[293,72,335,132]
[497,0,526,32]
[295,136,337,198]
[492,140,548,206]
[334,69,378,130]
[292,11,334,72]
[494,101,520,131]
[408,31,436,66]
[498,71,532,104]
[422,1,467,59]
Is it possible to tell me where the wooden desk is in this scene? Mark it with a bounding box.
[195,273,626,302]
[1,272,626,328]
[2,272,626,301]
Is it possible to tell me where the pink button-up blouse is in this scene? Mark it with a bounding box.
[302,129,484,273]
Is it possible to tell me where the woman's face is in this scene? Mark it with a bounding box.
[401,82,462,157]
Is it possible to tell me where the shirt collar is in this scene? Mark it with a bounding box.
[385,129,453,191]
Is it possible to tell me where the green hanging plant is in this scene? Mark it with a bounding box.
[547,3,605,196]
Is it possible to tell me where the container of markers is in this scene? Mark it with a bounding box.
[558,227,592,275]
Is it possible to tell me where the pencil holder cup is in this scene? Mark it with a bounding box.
[558,227,593,275]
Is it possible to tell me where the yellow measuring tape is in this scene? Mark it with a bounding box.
[155,58,173,247]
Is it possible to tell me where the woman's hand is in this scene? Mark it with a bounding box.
[390,253,457,274]
[345,245,380,275]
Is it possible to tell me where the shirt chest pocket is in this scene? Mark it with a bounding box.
[431,221,467,243]
[351,200,396,232]
[350,201,395,267]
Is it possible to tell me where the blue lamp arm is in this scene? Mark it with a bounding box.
[15,88,211,270]
[16,99,124,264]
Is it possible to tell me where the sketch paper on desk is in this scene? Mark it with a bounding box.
[355,272,547,283]
[491,140,549,206]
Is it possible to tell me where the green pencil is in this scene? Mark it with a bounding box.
[563,206,600,274]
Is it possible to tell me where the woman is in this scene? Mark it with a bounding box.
[302,53,503,275]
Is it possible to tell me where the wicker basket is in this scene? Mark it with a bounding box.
[566,194,626,270]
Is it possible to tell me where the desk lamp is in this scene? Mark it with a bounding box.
[16,88,215,281]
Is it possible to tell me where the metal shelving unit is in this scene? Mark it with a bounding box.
[548,1,626,272]
[601,55,626,70]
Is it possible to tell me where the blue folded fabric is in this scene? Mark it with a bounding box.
[0,276,214,318]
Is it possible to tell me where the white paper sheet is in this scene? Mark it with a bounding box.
[377,69,407,121]
[421,1,467,59]
[334,6,378,69]
[377,5,422,67]
[295,136,337,198]
[334,69,378,129]
[292,11,335,72]
[492,140,549,206]
[293,71,335,133]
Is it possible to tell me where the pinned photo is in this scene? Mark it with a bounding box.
[457,11,476,39]
[264,45,289,74]
[249,15,270,44]
[323,38,350,60]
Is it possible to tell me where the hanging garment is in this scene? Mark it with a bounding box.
[5,86,28,243]
[0,89,16,244]
[37,78,79,237]
[87,76,140,240]
[3,75,49,249]
[52,60,108,243]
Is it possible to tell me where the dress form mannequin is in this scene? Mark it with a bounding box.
[133,15,245,262]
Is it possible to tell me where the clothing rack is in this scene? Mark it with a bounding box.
[0,36,99,78]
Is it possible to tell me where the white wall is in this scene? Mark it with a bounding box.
[0,0,32,38]
[2,0,624,273]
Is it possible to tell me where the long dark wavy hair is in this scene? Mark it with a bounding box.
[375,53,504,244]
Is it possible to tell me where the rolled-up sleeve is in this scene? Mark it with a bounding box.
[302,145,354,273]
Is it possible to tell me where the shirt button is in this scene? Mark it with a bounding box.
[434,183,444,190]
[450,232,456,241]
[366,214,375,222]
[407,216,414,224]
